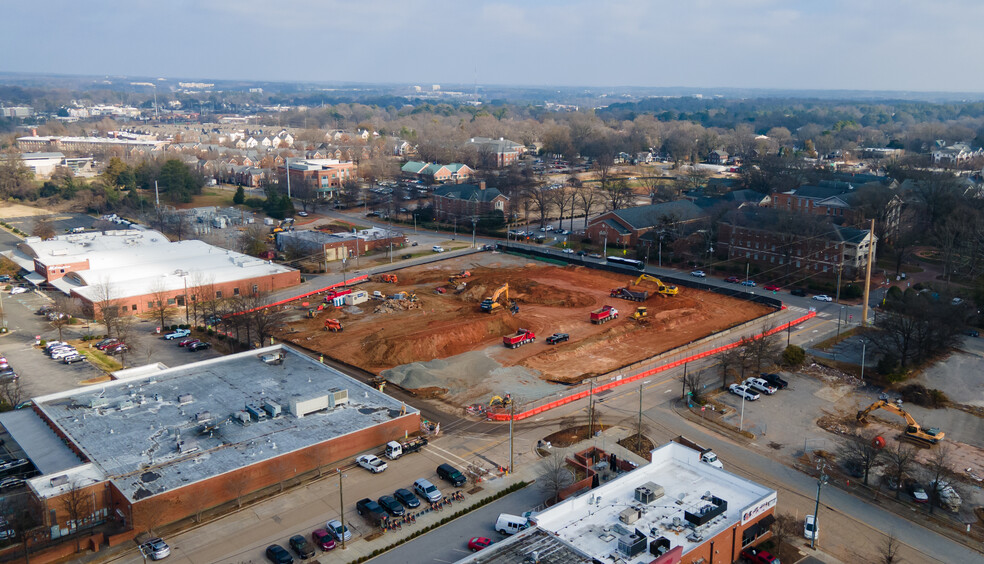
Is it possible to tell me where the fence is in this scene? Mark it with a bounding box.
[486,311,816,422]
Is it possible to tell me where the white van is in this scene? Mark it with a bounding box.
[432,245,445,253]
[495,513,530,535]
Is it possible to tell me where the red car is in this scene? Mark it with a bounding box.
[763,284,781,291]
[311,529,336,551]
[178,337,200,347]
[468,537,492,552]
[740,546,780,564]
[725,276,741,283]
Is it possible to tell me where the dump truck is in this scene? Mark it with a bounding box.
[384,437,428,459]
[503,328,535,348]
[610,287,648,301]
[590,305,619,324]
[673,436,724,468]
[323,289,352,302]
[324,319,343,332]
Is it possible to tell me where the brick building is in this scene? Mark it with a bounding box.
[401,161,474,184]
[276,227,407,262]
[431,181,509,221]
[585,200,706,247]
[18,345,420,542]
[280,158,356,200]
[464,137,525,167]
[718,209,876,281]
[5,229,300,318]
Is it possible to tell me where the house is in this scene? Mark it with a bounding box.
[401,161,474,184]
[718,208,876,281]
[431,181,509,221]
[585,200,706,247]
[933,143,980,165]
[465,137,525,167]
[707,150,729,164]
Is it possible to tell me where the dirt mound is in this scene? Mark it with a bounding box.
[359,314,522,367]
[373,299,422,314]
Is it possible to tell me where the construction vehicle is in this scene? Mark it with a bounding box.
[385,437,428,459]
[633,274,679,297]
[453,282,467,293]
[856,399,945,445]
[324,319,343,332]
[489,394,513,407]
[631,306,648,320]
[375,274,398,284]
[481,283,509,313]
[306,304,326,318]
[449,270,471,283]
[610,287,648,302]
[590,305,619,324]
[391,292,418,302]
[323,289,352,303]
[502,328,535,348]
[509,300,519,315]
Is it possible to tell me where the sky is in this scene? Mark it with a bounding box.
[3,0,982,93]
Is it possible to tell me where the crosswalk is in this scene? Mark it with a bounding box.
[786,304,830,318]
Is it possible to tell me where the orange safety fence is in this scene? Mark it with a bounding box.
[487,311,817,422]
[223,274,370,318]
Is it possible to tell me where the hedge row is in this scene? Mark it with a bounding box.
[348,480,529,564]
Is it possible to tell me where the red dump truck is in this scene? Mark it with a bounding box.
[503,328,536,348]
[590,305,619,324]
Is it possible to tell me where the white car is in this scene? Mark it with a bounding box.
[691,271,706,278]
[50,347,78,361]
[9,287,28,295]
[812,295,833,302]
[743,377,777,395]
[562,248,575,254]
[432,246,445,253]
[728,384,760,401]
[804,515,818,540]
[356,454,388,473]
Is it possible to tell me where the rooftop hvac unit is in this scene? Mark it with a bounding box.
[617,529,647,558]
[233,411,251,425]
[635,481,664,504]
[328,388,349,408]
[178,393,194,405]
[50,475,69,487]
[263,401,282,418]
[87,396,110,408]
[649,536,671,557]
[195,411,211,422]
[619,507,640,525]
[245,403,266,421]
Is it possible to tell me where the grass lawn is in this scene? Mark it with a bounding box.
[174,190,237,209]
[60,338,122,373]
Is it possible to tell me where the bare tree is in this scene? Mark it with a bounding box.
[747,330,781,373]
[926,443,953,514]
[0,379,25,409]
[883,442,916,499]
[549,186,575,232]
[575,183,601,229]
[91,280,123,338]
[539,450,574,505]
[237,223,269,256]
[770,513,799,556]
[840,430,883,486]
[879,532,903,564]
[681,369,705,404]
[148,278,178,331]
[524,183,552,228]
[191,273,218,326]
[31,215,55,240]
[49,296,80,341]
[60,480,93,552]
[603,179,633,211]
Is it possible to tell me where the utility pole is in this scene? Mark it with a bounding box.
[508,401,514,474]
[337,469,346,550]
[587,379,595,435]
[811,462,828,550]
[636,383,643,451]
[787,321,792,347]
[834,263,843,303]
[861,219,875,327]
[154,181,160,207]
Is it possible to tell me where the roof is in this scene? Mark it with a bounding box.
[401,161,428,174]
[532,443,776,564]
[788,185,851,200]
[833,225,871,245]
[454,528,593,564]
[466,137,523,153]
[433,183,506,202]
[19,152,65,161]
[605,200,705,230]
[32,345,417,503]
[0,409,83,474]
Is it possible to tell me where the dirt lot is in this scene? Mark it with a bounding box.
[275,253,771,405]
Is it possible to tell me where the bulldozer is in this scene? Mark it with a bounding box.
[856,399,945,445]
[633,274,678,296]
[631,306,648,320]
[449,270,471,283]
[324,319,343,332]
[480,283,509,313]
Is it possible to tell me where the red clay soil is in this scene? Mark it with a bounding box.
[274,257,771,385]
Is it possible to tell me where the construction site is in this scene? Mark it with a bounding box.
[274,252,774,410]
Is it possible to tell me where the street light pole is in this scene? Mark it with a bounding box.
[837,306,844,336]
[739,390,746,432]
[860,338,867,382]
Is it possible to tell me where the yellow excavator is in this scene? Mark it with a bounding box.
[481,283,509,313]
[489,394,512,407]
[856,399,945,445]
[633,274,678,296]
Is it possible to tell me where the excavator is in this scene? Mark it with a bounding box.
[449,270,471,283]
[376,274,398,284]
[633,274,678,297]
[481,283,509,313]
[856,399,945,445]
[489,394,512,407]
[324,319,343,332]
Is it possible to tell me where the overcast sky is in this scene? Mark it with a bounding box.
[3,0,980,93]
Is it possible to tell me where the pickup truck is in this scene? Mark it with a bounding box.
[355,498,388,524]
[673,436,724,468]
[384,437,428,459]
[356,454,388,473]
[503,329,535,348]
[164,328,191,340]
[590,305,619,324]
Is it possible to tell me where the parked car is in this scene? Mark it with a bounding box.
[265,544,294,564]
[0,478,23,491]
[94,338,119,350]
[141,537,171,561]
[43,341,67,354]
[355,498,387,524]
[311,529,335,551]
[546,333,569,345]
[288,534,315,559]
[468,537,493,552]
[188,341,211,352]
[51,348,79,361]
[909,482,929,503]
[763,284,781,291]
[588,253,602,259]
[413,478,442,503]
[930,479,962,511]
[790,288,807,297]
[562,248,575,254]
[108,343,129,355]
[740,546,780,564]
[964,329,980,337]
[436,463,467,487]
[812,294,833,302]
[164,329,191,340]
[724,276,740,283]
[9,287,28,295]
[804,515,818,541]
[743,377,777,395]
[377,495,405,516]
[740,280,756,287]
[356,454,388,473]
[759,373,789,389]
[432,246,445,253]
[62,353,86,364]
[297,211,309,217]
[394,488,420,508]
[325,519,351,542]
[0,275,10,282]
[690,270,706,277]
[728,384,760,401]
[178,337,200,347]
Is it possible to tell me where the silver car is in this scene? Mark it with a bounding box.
[141,538,170,560]
[413,478,442,503]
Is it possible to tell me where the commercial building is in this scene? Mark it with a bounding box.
[458,442,777,564]
[280,158,356,200]
[275,227,407,262]
[431,181,509,221]
[4,229,299,317]
[18,152,65,178]
[13,345,419,540]
[401,161,475,184]
[585,201,706,247]
[16,134,165,153]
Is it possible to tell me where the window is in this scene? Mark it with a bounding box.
[233,287,240,296]
[253,285,259,294]
[131,304,137,311]
[148,301,154,308]
[216,291,222,298]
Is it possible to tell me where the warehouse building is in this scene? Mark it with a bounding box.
[276,227,407,262]
[457,442,777,564]
[12,345,419,540]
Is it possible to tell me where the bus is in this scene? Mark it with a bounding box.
[606,256,645,271]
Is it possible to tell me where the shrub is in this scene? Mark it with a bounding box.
[781,345,805,367]
[899,384,949,408]
[840,284,863,299]
[877,353,901,376]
